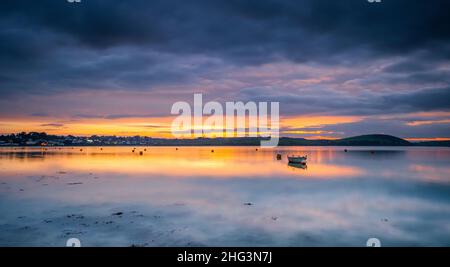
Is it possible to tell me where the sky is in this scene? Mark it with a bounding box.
[0,0,450,140]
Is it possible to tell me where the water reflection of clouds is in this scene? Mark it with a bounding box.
[1,147,450,246]
[0,147,365,179]
[409,164,450,183]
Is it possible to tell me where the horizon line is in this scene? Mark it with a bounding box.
[1,132,450,142]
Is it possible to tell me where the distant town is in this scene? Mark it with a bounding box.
[1,132,449,147]
[0,132,173,147]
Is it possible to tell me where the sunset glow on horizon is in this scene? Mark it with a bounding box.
[1,110,450,141]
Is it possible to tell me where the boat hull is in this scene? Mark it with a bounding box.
[288,156,307,164]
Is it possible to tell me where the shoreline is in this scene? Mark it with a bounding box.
[1,144,450,148]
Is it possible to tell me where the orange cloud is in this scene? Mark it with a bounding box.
[406,137,450,142]
[0,113,365,139]
[281,115,363,129]
[0,117,175,137]
[406,119,450,126]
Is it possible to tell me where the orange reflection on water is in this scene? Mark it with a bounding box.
[0,147,364,180]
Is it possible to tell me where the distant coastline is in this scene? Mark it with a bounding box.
[0,132,449,147]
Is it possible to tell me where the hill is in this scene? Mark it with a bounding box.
[332,134,411,146]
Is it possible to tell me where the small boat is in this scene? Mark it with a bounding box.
[288,155,307,164]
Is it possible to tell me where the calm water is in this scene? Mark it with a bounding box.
[0,146,449,247]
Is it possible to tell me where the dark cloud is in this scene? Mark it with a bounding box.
[1,0,450,92]
[237,86,450,116]
[103,114,166,120]
[4,0,448,58]
[383,61,432,74]
[382,87,450,112]
[72,113,169,120]
[30,112,50,117]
